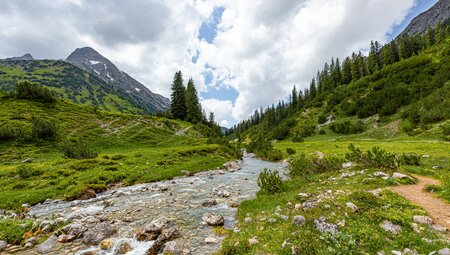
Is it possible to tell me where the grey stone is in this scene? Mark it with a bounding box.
[0,240,7,252]
[412,215,433,225]
[163,241,180,254]
[438,248,450,255]
[313,217,338,235]
[346,202,358,212]
[146,227,180,255]
[36,235,57,254]
[380,220,402,235]
[201,199,218,207]
[291,215,306,226]
[202,212,224,226]
[82,223,116,245]
[136,217,171,241]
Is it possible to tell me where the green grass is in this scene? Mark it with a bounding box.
[0,96,235,209]
[219,140,450,254]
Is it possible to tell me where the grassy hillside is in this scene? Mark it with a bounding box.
[0,93,235,209]
[219,137,449,255]
[0,59,146,114]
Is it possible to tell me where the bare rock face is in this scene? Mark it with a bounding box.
[136,217,172,241]
[36,235,58,254]
[400,0,450,36]
[66,47,170,113]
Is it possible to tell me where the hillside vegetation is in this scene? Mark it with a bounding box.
[0,59,146,114]
[0,91,235,209]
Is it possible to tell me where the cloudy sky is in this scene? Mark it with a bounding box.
[0,0,437,127]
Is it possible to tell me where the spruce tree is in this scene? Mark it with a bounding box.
[342,57,352,84]
[309,78,317,99]
[185,78,203,123]
[291,85,298,108]
[170,71,187,120]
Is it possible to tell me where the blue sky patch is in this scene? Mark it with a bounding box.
[198,7,225,44]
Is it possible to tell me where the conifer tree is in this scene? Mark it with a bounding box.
[291,85,298,108]
[342,57,352,84]
[170,71,187,120]
[185,78,203,123]
[309,78,317,99]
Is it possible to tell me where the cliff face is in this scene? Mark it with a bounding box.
[400,0,450,36]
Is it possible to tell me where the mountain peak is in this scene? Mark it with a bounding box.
[400,0,450,36]
[66,46,170,113]
[6,53,34,61]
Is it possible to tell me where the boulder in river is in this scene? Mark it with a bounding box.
[61,221,87,241]
[136,217,172,241]
[202,212,225,226]
[0,240,7,252]
[146,227,180,255]
[82,223,116,245]
[36,235,57,254]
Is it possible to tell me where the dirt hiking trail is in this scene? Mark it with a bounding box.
[391,175,450,232]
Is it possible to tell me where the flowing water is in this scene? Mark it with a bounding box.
[23,155,285,255]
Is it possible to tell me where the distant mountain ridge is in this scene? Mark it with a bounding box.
[66,47,169,113]
[6,53,34,61]
[400,0,450,36]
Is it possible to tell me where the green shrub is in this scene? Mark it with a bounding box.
[345,144,397,169]
[16,165,41,179]
[257,168,283,194]
[314,156,343,173]
[0,218,33,244]
[59,139,98,159]
[291,133,304,142]
[330,120,365,134]
[32,117,57,140]
[318,114,328,124]
[267,149,283,161]
[289,153,314,180]
[286,147,296,155]
[397,153,421,166]
[16,80,56,103]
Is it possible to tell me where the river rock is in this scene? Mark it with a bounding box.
[205,237,218,244]
[82,223,116,245]
[136,217,171,241]
[292,215,306,226]
[181,170,193,176]
[36,235,57,254]
[57,234,68,243]
[229,201,239,208]
[80,189,97,200]
[380,220,402,235]
[100,239,114,250]
[163,241,180,254]
[0,240,7,252]
[201,199,218,207]
[223,161,241,171]
[61,222,87,241]
[413,215,433,225]
[146,227,180,255]
[116,241,133,254]
[202,212,225,226]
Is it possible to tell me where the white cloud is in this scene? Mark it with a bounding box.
[201,98,234,127]
[0,0,416,126]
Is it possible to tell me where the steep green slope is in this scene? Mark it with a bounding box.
[234,37,450,144]
[0,94,235,209]
[0,59,146,114]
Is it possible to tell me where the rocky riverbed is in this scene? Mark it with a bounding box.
[4,154,285,255]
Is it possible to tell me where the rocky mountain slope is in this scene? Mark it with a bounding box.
[66,47,170,113]
[400,0,450,36]
[6,53,34,61]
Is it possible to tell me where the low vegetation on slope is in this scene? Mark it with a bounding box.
[0,59,146,114]
[0,88,236,210]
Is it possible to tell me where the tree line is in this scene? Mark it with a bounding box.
[229,22,449,137]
